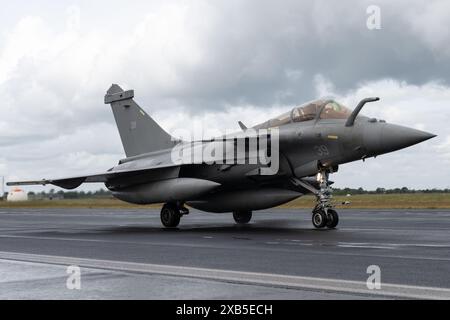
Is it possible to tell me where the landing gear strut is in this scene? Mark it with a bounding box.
[291,168,340,229]
[160,202,189,228]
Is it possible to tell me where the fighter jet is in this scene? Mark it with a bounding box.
[7,84,436,229]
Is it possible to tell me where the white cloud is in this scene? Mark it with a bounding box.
[436,135,450,163]
[0,16,50,84]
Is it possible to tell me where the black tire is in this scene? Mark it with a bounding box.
[326,209,339,229]
[312,210,327,229]
[160,204,181,228]
[233,210,252,224]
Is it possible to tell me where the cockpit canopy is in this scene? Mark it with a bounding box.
[254,99,353,129]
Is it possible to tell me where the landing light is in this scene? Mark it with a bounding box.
[316,172,323,182]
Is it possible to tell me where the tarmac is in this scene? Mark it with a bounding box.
[0,208,449,299]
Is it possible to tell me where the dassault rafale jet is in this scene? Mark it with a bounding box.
[8,84,436,229]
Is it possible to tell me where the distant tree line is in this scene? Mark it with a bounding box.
[22,187,450,199]
[27,189,113,199]
[333,187,450,195]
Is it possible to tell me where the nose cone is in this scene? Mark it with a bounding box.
[381,124,436,153]
[363,123,436,156]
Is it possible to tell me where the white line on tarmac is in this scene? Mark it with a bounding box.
[278,239,450,248]
[0,251,449,300]
[337,245,396,250]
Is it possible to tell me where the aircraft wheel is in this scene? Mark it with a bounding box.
[326,209,339,229]
[160,204,181,228]
[312,210,327,229]
[233,210,252,224]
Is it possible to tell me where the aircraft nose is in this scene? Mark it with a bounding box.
[362,123,436,156]
[381,124,436,153]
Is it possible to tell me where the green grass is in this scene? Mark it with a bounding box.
[281,193,450,209]
[1,193,450,209]
[0,198,152,209]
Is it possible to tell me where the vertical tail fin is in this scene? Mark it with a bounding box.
[105,84,175,157]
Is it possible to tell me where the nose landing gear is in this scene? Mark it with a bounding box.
[291,169,340,229]
[313,170,339,229]
[312,208,339,229]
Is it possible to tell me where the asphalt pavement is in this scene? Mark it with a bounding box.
[0,208,449,299]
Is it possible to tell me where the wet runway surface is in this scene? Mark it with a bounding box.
[0,208,449,299]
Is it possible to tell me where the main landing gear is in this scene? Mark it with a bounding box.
[291,169,340,229]
[160,202,189,228]
[233,210,252,224]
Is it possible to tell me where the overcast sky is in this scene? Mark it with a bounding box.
[1,0,450,192]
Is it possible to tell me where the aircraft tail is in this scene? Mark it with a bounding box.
[105,84,176,157]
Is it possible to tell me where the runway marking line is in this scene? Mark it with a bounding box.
[337,245,396,250]
[0,251,449,300]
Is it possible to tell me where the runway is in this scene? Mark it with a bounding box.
[0,208,449,299]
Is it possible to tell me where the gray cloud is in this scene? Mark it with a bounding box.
[126,0,450,108]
